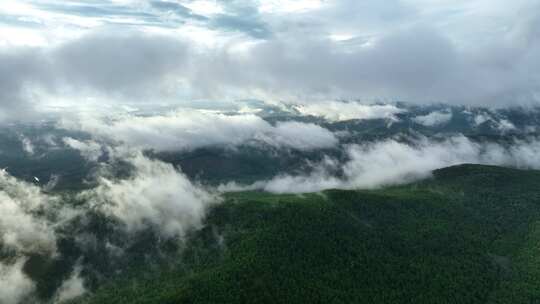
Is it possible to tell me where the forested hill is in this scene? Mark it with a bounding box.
[73,164,540,304]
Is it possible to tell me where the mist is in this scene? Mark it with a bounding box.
[60,109,338,152]
[223,135,540,193]
[80,150,219,238]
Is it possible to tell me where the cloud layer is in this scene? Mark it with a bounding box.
[226,135,540,193]
[413,110,452,127]
[294,101,404,122]
[80,151,218,237]
[61,110,338,152]
[1,0,540,120]
[0,258,35,304]
[0,145,224,303]
[0,169,59,303]
[0,168,57,254]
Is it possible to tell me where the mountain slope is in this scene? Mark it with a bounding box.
[73,164,540,304]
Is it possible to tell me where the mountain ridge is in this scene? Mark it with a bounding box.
[69,164,540,304]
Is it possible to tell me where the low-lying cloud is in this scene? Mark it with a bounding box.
[0,258,35,304]
[223,135,540,193]
[53,264,86,303]
[294,101,404,121]
[0,169,57,254]
[61,110,338,152]
[63,137,103,162]
[80,151,218,238]
[413,110,452,127]
[0,145,225,302]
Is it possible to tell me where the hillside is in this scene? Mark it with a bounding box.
[70,164,540,304]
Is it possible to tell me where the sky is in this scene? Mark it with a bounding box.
[0,0,539,120]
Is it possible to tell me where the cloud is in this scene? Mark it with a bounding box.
[352,136,540,185]
[50,31,189,97]
[413,110,452,126]
[63,137,103,162]
[497,119,516,131]
[0,27,536,120]
[254,121,338,150]
[0,168,57,253]
[0,47,49,121]
[473,112,491,126]
[226,135,540,193]
[209,2,271,39]
[218,156,342,193]
[19,135,35,155]
[263,157,342,193]
[224,21,539,105]
[473,111,517,131]
[341,136,479,188]
[0,167,85,303]
[0,31,189,121]
[80,152,218,238]
[0,1,539,118]
[53,264,86,303]
[294,101,405,121]
[0,258,35,304]
[60,110,338,151]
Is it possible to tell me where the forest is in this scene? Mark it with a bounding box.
[70,164,540,303]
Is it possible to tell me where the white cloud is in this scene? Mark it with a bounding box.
[225,135,540,193]
[0,26,48,47]
[184,0,225,16]
[0,1,539,115]
[0,169,83,303]
[294,101,405,122]
[258,0,325,14]
[217,180,265,192]
[63,137,103,161]
[254,121,338,150]
[263,157,342,193]
[60,110,337,151]
[413,110,452,126]
[80,152,219,238]
[0,258,35,304]
[497,119,516,131]
[473,113,491,125]
[473,112,516,131]
[341,136,478,188]
[20,135,35,155]
[0,169,57,253]
[54,265,86,303]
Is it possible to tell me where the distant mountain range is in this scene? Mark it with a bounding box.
[3,103,540,303]
[2,103,540,189]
